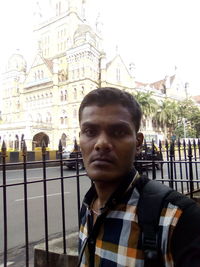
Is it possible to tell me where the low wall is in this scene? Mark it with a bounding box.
[0,150,62,170]
[0,150,60,163]
[34,232,78,267]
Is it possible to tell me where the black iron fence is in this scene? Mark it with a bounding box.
[0,139,200,266]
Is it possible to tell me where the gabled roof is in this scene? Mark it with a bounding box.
[24,53,53,88]
[193,95,200,104]
[106,54,132,76]
[30,53,53,73]
[150,79,166,90]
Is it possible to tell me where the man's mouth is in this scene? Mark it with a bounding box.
[90,155,115,165]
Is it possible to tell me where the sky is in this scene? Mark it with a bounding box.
[0,0,200,97]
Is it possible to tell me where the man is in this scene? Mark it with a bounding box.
[78,87,200,267]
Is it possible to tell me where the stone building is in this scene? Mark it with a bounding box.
[0,0,135,150]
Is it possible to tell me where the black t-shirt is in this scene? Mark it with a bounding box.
[171,200,200,266]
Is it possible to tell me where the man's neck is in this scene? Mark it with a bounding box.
[94,180,121,208]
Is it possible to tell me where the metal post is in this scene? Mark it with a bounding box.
[22,141,29,267]
[42,142,49,265]
[169,141,174,189]
[2,141,7,267]
[188,140,194,199]
[58,140,66,254]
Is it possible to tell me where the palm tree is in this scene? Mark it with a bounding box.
[154,98,178,139]
[134,91,158,118]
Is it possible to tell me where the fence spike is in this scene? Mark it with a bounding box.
[22,140,27,156]
[188,140,193,158]
[42,140,46,155]
[58,139,63,152]
[74,138,79,151]
[152,139,155,154]
[1,140,7,157]
[193,139,196,148]
[177,138,181,148]
[144,139,147,152]
[165,139,168,149]
[170,140,175,157]
[183,139,186,148]
[159,140,162,150]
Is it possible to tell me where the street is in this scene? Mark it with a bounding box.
[0,166,91,265]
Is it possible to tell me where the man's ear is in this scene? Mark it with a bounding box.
[136,132,144,153]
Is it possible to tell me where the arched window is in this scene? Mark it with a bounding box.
[37,113,42,123]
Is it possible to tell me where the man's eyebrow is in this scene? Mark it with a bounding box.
[81,122,98,128]
[81,121,131,128]
[110,121,131,127]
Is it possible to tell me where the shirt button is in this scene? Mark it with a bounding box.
[89,239,95,245]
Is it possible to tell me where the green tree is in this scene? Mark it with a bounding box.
[175,98,200,138]
[134,91,158,117]
[154,98,178,138]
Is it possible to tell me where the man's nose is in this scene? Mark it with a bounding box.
[94,133,113,151]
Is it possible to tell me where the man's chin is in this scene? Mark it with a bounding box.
[86,168,121,183]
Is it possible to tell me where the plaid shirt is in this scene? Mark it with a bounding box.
[79,170,183,267]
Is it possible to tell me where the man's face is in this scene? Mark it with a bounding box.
[79,104,143,183]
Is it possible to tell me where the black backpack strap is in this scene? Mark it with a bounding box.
[137,180,173,267]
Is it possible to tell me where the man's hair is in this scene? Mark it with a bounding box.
[79,87,142,132]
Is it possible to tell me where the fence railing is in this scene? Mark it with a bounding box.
[0,139,200,266]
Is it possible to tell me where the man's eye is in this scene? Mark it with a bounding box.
[113,129,126,137]
[82,128,96,137]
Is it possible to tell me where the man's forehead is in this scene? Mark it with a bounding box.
[80,104,134,127]
[81,104,131,118]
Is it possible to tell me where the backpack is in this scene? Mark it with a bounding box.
[137,179,195,267]
[77,179,194,267]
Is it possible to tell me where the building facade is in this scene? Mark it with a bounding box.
[0,0,136,150]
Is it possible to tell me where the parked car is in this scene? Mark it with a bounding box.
[135,143,163,171]
[63,149,84,170]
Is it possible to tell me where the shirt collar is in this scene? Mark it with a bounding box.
[83,168,140,209]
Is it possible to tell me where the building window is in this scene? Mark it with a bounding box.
[82,67,84,77]
[60,91,63,101]
[64,116,67,125]
[73,108,77,118]
[73,88,77,100]
[56,2,62,16]
[81,86,85,95]
[64,90,67,101]
[116,68,120,81]
[17,100,20,109]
